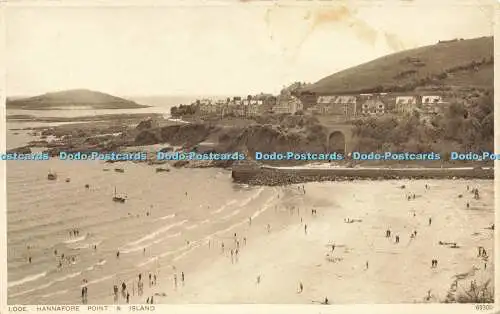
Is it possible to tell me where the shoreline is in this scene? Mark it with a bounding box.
[231,165,494,186]
[75,180,493,304]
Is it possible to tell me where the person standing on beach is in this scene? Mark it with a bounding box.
[298,282,304,293]
[221,242,225,253]
[267,224,271,233]
[249,217,252,226]
[235,249,239,263]
[121,282,127,298]
[243,237,247,246]
[81,287,86,304]
[149,273,152,287]
[395,235,400,244]
[113,285,119,302]
[174,273,178,289]
[304,224,308,235]
[154,274,157,286]
[116,251,120,259]
[428,218,432,226]
[138,279,144,296]
[181,272,185,286]
[256,275,261,284]
[126,292,130,304]
[366,261,369,270]
[231,249,234,264]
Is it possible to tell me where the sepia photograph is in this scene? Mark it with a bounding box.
[3,0,496,307]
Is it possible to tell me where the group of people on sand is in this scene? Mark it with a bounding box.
[69,228,81,237]
[467,186,480,200]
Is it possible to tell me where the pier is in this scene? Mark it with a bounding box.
[231,164,494,186]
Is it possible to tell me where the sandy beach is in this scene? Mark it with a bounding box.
[8,153,493,304]
[122,180,494,304]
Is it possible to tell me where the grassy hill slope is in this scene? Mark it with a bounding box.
[7,89,150,110]
[305,36,493,94]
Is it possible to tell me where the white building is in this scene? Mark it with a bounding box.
[273,96,303,114]
[421,95,445,114]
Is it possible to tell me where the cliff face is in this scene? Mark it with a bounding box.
[221,124,327,155]
[134,123,330,158]
[159,124,214,147]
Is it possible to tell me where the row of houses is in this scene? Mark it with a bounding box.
[196,92,448,118]
[309,93,448,118]
[197,93,303,118]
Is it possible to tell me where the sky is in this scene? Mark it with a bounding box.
[4,0,495,97]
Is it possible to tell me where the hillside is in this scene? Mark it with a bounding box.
[304,36,493,94]
[6,89,150,110]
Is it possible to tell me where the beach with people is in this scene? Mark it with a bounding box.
[7,153,494,304]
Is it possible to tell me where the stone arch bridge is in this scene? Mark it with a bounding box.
[324,123,356,155]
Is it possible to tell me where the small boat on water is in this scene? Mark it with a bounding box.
[112,187,126,203]
[114,168,125,173]
[48,171,57,180]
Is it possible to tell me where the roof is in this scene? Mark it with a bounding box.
[396,96,417,105]
[317,95,356,104]
[422,96,443,103]
[333,96,357,104]
[317,96,336,103]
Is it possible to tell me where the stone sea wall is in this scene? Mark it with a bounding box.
[231,165,494,186]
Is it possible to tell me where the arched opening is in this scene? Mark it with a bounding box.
[328,131,346,154]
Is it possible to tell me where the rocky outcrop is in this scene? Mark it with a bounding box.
[159,124,214,146]
[136,118,154,131]
[134,130,160,145]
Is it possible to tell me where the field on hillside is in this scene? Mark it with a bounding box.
[305,37,493,94]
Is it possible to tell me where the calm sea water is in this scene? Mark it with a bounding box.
[7,157,279,304]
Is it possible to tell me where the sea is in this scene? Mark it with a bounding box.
[6,96,277,304]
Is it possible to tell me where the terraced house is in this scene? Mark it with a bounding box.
[313,95,357,119]
[421,95,446,114]
[272,95,303,114]
[361,98,386,116]
[395,96,418,114]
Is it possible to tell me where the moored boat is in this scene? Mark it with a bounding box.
[47,171,57,180]
[112,187,126,203]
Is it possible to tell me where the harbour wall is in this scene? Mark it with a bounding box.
[231,165,494,186]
